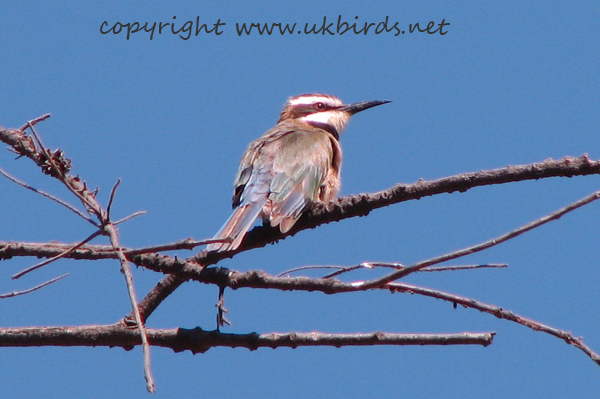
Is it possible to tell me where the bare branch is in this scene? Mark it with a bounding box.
[104,224,155,393]
[195,154,600,258]
[0,166,98,226]
[129,275,186,322]
[0,127,104,220]
[3,237,230,262]
[1,119,155,391]
[27,122,49,157]
[386,282,600,366]
[0,274,69,299]
[124,237,230,254]
[359,190,600,289]
[2,190,595,320]
[107,179,121,218]
[0,325,495,351]
[3,123,600,333]
[130,187,600,317]
[417,263,508,272]
[0,241,118,261]
[12,229,103,279]
[113,211,146,225]
[277,265,353,277]
[0,237,229,262]
[18,113,51,132]
[321,262,402,279]
[120,191,600,292]
[117,190,600,303]
[216,286,231,329]
[319,262,507,279]
[0,151,598,269]
[1,119,597,379]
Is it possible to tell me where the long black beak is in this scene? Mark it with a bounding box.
[339,100,391,115]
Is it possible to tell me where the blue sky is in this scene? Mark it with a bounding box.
[1,1,600,398]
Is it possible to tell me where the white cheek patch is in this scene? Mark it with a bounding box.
[301,110,337,125]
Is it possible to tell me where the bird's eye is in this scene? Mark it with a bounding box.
[315,102,325,110]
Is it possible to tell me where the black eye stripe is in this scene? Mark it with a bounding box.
[286,101,339,120]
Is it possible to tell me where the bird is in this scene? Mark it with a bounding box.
[207,93,390,252]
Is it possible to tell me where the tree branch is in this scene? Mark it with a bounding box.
[0,325,494,352]
[0,273,69,298]
[197,154,600,259]
[358,189,600,289]
[2,154,598,270]
[0,166,98,226]
[2,186,597,324]
[12,230,103,279]
[3,120,600,345]
[386,282,600,366]
[0,120,156,392]
[104,223,155,392]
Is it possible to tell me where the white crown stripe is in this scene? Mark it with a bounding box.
[288,95,342,107]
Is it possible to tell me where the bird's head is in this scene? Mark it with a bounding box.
[278,93,391,138]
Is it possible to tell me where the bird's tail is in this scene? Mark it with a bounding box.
[207,202,264,252]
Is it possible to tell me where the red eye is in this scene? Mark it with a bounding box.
[315,102,325,110]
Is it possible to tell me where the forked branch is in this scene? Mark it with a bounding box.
[0,117,155,392]
[1,118,600,387]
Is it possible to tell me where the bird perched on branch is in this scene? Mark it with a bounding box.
[207,93,390,252]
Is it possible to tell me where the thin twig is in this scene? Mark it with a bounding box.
[0,237,233,263]
[277,265,349,277]
[386,282,600,366]
[418,263,508,272]
[302,262,508,278]
[135,191,600,296]
[12,229,103,279]
[216,286,230,330]
[5,120,154,391]
[0,166,98,226]
[359,190,600,289]
[189,155,600,259]
[104,224,155,393]
[19,114,51,132]
[129,275,186,323]
[27,122,99,217]
[28,122,51,162]
[322,262,403,279]
[359,262,507,273]
[124,237,231,255]
[113,211,146,225]
[75,191,600,307]
[0,274,69,299]
[107,179,121,218]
